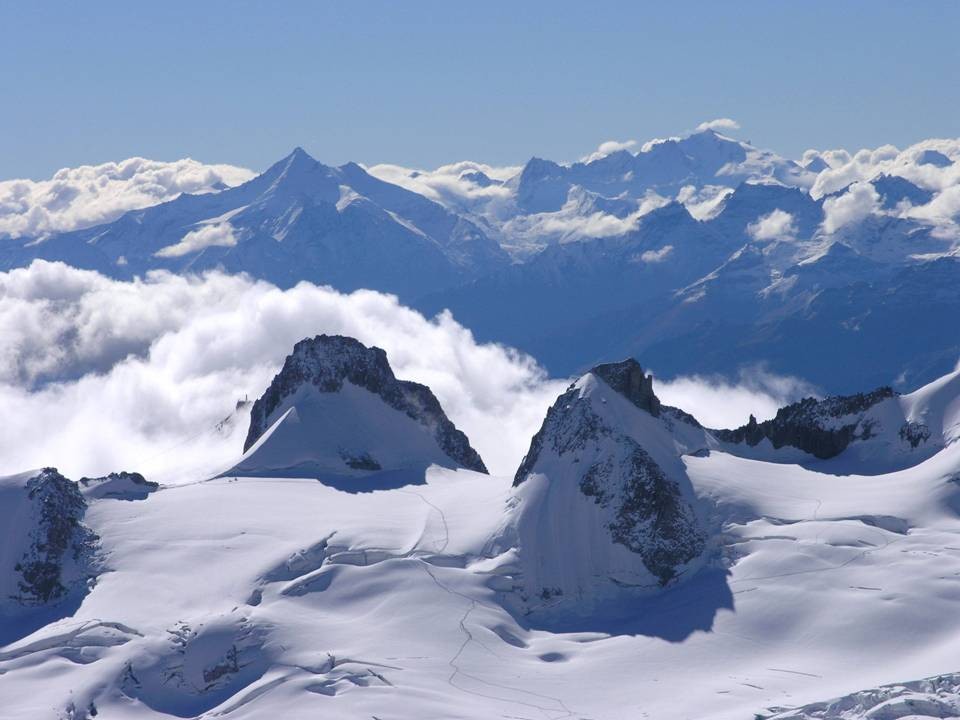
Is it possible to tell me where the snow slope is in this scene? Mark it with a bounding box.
[3,358,960,719]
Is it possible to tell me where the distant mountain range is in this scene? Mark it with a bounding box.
[2,128,958,393]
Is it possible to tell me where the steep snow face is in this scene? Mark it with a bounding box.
[504,360,709,615]
[232,335,487,478]
[0,468,98,615]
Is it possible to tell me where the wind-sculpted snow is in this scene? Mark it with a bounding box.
[239,334,488,476]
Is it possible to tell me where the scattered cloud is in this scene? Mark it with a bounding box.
[696,118,741,133]
[365,160,517,217]
[635,245,674,263]
[581,139,638,163]
[748,209,798,241]
[155,222,238,258]
[0,158,254,239]
[676,184,733,220]
[503,188,670,245]
[821,181,880,234]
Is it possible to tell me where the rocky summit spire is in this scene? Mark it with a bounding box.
[590,358,661,417]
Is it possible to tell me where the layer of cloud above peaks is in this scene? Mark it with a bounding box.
[0,263,814,483]
[0,158,254,239]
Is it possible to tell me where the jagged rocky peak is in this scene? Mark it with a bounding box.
[235,334,487,477]
[715,386,900,459]
[503,360,708,615]
[591,358,661,417]
[0,468,99,610]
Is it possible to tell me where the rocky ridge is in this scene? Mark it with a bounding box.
[243,334,487,474]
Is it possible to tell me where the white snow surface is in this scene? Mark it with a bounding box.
[2,368,960,718]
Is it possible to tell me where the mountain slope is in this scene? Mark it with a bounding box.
[0,148,509,303]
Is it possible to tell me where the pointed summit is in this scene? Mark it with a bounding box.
[504,361,709,616]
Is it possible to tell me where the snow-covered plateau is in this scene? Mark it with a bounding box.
[3,334,960,720]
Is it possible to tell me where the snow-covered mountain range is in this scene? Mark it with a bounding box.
[2,127,958,393]
[3,334,960,719]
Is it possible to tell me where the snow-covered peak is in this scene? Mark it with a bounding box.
[232,335,487,479]
[503,360,708,616]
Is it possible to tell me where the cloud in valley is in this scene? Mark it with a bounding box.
[155,222,238,258]
[748,209,798,241]
[0,262,817,483]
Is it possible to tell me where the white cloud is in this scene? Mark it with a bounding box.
[365,160,517,217]
[634,245,673,264]
[676,184,733,220]
[821,181,880,234]
[0,261,565,481]
[155,222,238,258]
[0,264,823,482]
[581,139,638,163]
[696,118,741,133]
[502,188,670,245]
[655,367,818,428]
[809,138,960,199]
[0,158,254,239]
[748,209,797,241]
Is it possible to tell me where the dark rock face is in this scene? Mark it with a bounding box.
[580,440,705,584]
[715,387,897,459]
[244,334,487,473]
[13,468,98,606]
[900,421,932,448]
[591,359,661,417]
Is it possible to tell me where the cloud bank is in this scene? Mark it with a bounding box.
[655,368,818,428]
[0,261,565,481]
[0,263,815,483]
[0,158,254,239]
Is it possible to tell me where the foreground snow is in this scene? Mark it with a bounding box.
[3,354,960,719]
[4,454,960,716]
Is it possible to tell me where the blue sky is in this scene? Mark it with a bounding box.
[1,1,958,178]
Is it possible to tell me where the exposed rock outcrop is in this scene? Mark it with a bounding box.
[1,468,99,609]
[714,387,897,459]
